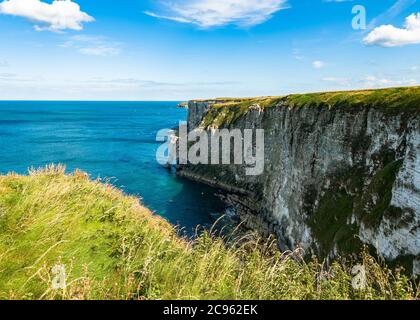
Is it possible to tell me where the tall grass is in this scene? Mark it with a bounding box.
[0,165,417,300]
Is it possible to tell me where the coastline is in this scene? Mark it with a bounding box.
[175,87,420,275]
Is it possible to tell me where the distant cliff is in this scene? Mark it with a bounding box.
[177,87,420,275]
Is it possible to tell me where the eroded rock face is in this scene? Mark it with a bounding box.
[177,99,420,274]
[187,101,213,129]
[359,122,420,260]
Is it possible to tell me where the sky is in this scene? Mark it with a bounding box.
[0,0,419,100]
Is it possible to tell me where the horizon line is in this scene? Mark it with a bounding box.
[0,99,185,102]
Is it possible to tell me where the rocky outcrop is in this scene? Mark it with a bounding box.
[177,101,189,109]
[177,87,420,274]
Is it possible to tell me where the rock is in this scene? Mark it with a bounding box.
[178,88,420,275]
[177,102,189,109]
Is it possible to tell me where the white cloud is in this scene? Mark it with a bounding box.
[322,77,352,86]
[60,35,122,57]
[0,0,93,31]
[321,74,418,89]
[0,72,16,79]
[312,60,326,69]
[364,12,420,47]
[145,0,289,28]
[292,48,304,60]
[0,73,245,100]
[362,75,418,87]
[83,77,241,88]
[79,46,120,57]
[0,72,40,82]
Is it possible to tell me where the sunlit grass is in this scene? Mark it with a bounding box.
[0,165,417,300]
[199,86,420,128]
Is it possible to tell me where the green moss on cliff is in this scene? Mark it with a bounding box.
[286,86,420,111]
[200,97,282,128]
[308,154,405,259]
[307,167,366,258]
[356,159,404,228]
[199,86,420,128]
[308,189,359,257]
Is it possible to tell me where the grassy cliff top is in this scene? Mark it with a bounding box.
[197,86,420,128]
[0,166,417,300]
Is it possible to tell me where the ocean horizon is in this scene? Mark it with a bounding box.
[0,100,226,234]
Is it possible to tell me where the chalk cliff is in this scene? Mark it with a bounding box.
[177,87,420,274]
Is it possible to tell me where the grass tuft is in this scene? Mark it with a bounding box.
[0,166,417,300]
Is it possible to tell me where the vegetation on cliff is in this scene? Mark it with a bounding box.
[199,86,420,128]
[0,165,417,300]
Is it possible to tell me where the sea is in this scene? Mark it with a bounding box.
[0,101,227,235]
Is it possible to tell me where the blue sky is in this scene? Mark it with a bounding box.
[0,0,419,100]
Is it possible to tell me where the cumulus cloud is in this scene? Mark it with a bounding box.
[364,12,420,47]
[145,0,289,28]
[0,0,94,31]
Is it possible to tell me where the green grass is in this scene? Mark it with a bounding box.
[356,159,404,229]
[0,165,417,300]
[308,189,360,258]
[199,86,420,128]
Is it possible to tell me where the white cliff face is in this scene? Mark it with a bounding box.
[360,122,420,260]
[179,99,420,274]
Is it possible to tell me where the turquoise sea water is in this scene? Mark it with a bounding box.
[0,101,226,234]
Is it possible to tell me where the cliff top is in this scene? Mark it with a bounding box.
[195,86,420,128]
[193,86,420,109]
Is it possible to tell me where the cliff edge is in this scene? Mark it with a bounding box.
[177,87,420,274]
[2,166,415,299]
